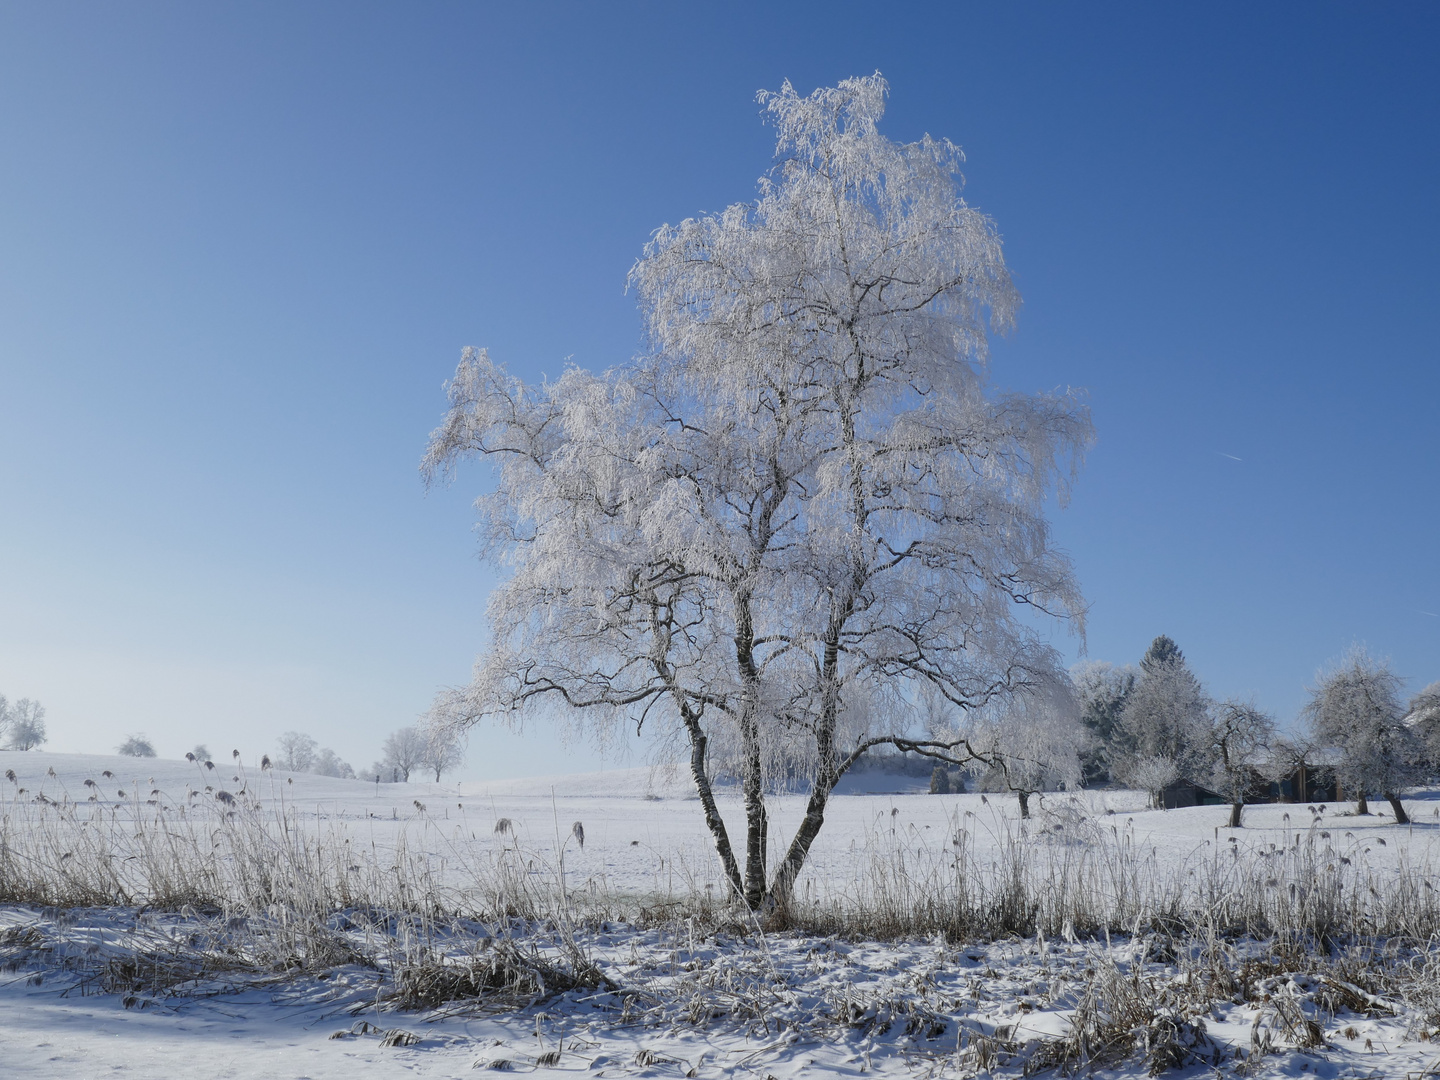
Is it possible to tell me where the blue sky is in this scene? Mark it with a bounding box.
[1,3,1436,778]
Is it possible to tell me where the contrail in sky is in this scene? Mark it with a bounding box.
[1215,451,1243,462]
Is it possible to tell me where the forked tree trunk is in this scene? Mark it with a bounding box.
[767,603,850,912]
[1356,794,1369,815]
[760,388,875,911]
[1386,793,1410,825]
[1229,801,1243,828]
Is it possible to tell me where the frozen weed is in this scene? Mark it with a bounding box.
[389,937,612,1012]
[1029,957,1225,1075]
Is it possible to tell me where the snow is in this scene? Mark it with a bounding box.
[7,907,1440,1079]
[5,749,1440,1078]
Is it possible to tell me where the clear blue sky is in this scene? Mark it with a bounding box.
[1,3,1436,777]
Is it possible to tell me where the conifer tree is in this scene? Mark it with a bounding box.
[1114,636,1212,790]
[1141,635,1183,672]
[1071,660,1136,785]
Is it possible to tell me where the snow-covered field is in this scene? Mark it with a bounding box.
[4,749,1440,1078]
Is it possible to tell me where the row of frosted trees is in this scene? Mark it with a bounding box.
[268,725,465,783]
[1065,638,1438,826]
[920,636,1438,828]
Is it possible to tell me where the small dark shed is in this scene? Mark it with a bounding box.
[1160,778,1226,809]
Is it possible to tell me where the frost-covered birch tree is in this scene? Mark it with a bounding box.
[424,74,1091,911]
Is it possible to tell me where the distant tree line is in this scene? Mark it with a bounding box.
[0,710,471,787]
[919,635,1438,829]
[0,712,469,786]
[266,731,357,778]
[361,725,465,783]
[261,725,466,783]
[0,694,469,784]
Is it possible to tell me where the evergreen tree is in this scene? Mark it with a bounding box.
[1141,635,1183,673]
[1114,636,1212,789]
[1071,661,1136,786]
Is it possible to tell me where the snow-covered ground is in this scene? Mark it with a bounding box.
[8,909,1440,1080]
[4,749,1440,1078]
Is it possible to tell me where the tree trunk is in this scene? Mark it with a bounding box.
[767,596,851,912]
[1017,790,1031,819]
[768,771,836,912]
[1229,801,1243,828]
[766,686,841,910]
[681,708,744,901]
[1356,793,1369,815]
[767,374,871,914]
[730,586,769,911]
[739,709,767,910]
[1386,793,1410,825]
